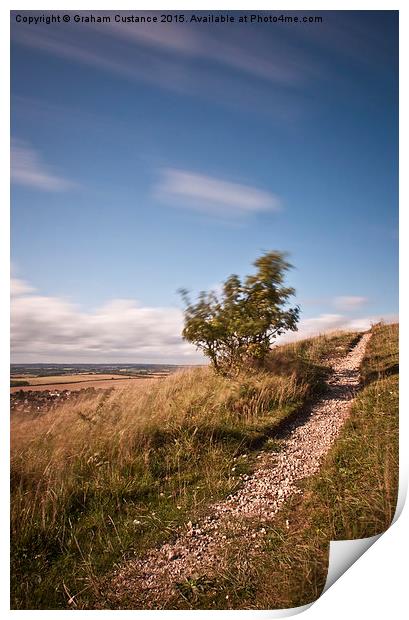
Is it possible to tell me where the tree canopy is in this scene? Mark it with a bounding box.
[180,251,300,374]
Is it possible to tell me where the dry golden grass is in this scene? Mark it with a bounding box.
[10,331,359,609]
[11,366,309,608]
[10,376,156,393]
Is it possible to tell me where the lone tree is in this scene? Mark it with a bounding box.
[179,251,300,375]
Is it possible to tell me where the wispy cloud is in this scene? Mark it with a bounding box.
[12,15,310,89]
[11,12,389,121]
[333,296,368,311]
[11,139,74,192]
[11,278,200,363]
[156,168,281,218]
[10,15,315,120]
[104,18,311,87]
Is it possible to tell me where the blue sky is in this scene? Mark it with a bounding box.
[10,10,398,362]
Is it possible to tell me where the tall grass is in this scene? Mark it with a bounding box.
[10,330,359,609]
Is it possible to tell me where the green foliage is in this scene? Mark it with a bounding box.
[180,251,300,374]
[11,379,30,387]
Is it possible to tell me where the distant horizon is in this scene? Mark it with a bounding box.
[10,362,202,367]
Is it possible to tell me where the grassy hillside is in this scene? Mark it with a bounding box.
[11,331,357,609]
[179,322,398,609]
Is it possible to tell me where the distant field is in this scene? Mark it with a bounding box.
[12,373,136,385]
[10,375,162,393]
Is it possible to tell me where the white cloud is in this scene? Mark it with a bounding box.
[296,313,347,337]
[11,277,34,297]
[11,139,74,192]
[11,278,201,363]
[281,312,398,343]
[333,296,368,311]
[156,168,281,218]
